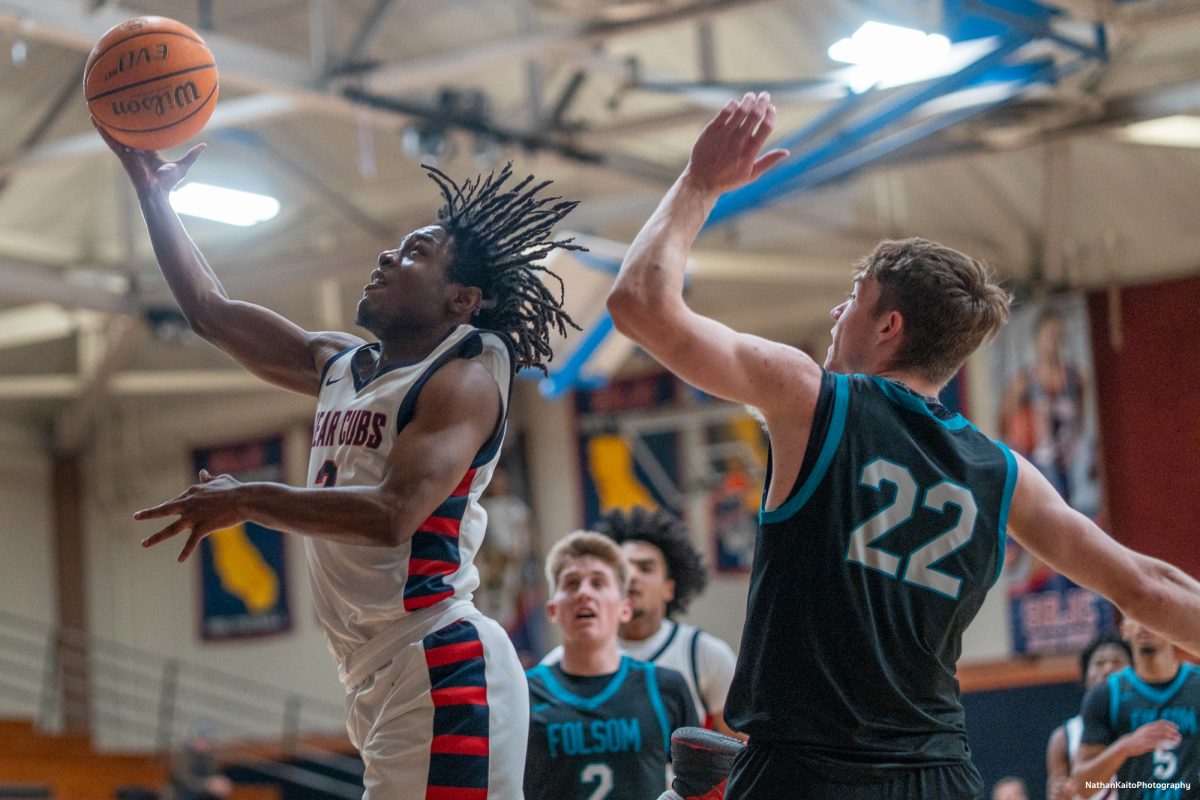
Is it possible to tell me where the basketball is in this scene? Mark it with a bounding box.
[84,16,219,151]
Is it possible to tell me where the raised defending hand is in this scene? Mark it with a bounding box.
[683,91,789,196]
[135,469,246,563]
[92,118,205,195]
[1120,718,1182,757]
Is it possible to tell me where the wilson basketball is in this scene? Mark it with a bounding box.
[84,16,219,151]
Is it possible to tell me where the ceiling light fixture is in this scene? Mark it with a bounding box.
[169,183,281,227]
[1120,115,1200,149]
[829,21,953,92]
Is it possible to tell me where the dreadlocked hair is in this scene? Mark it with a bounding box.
[422,162,584,374]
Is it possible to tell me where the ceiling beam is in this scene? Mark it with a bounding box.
[0,93,302,181]
[0,0,305,91]
[0,370,272,400]
[690,251,857,287]
[0,304,81,350]
[0,259,133,313]
[346,0,776,96]
[53,315,141,452]
[0,0,773,183]
[341,0,406,71]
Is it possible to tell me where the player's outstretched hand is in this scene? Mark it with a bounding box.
[683,91,789,196]
[1120,718,1182,757]
[93,118,205,195]
[134,470,245,563]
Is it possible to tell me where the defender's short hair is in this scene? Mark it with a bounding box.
[544,531,629,596]
[855,237,1013,386]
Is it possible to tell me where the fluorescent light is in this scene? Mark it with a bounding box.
[1120,115,1200,149]
[169,183,281,227]
[829,21,952,92]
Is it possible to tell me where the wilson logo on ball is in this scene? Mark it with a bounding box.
[109,82,203,119]
[84,16,219,151]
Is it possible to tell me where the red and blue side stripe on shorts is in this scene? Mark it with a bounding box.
[422,619,490,800]
[404,468,475,612]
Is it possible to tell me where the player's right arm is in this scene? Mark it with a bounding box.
[1071,680,1181,788]
[1007,452,1200,655]
[607,93,821,503]
[1045,724,1070,800]
[97,124,359,396]
[608,92,810,414]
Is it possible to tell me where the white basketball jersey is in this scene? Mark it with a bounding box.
[305,325,513,667]
[1066,714,1115,800]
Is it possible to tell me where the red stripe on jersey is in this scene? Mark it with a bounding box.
[409,558,460,577]
[404,589,455,611]
[687,779,729,800]
[426,787,487,800]
[451,468,477,497]
[430,734,489,756]
[419,516,461,538]
[424,640,484,668]
[431,685,488,706]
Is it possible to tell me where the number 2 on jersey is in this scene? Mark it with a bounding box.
[314,460,338,488]
[580,763,613,800]
[845,458,978,599]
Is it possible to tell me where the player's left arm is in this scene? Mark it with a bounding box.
[1006,452,1200,655]
[135,359,501,561]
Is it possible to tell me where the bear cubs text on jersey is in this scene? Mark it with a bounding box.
[311,409,387,449]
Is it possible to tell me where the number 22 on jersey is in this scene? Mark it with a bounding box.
[845,457,978,599]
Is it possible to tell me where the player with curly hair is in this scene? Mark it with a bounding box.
[100,124,580,799]
[543,507,739,737]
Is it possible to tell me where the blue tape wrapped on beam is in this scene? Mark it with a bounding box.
[706,33,1029,228]
[538,311,615,399]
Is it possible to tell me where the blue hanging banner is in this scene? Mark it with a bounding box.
[193,437,291,641]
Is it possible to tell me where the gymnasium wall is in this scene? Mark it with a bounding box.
[0,420,56,717]
[1088,274,1200,578]
[82,392,345,746]
[963,680,1083,800]
[0,420,55,624]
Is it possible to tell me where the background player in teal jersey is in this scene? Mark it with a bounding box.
[525,531,697,800]
[1073,621,1200,799]
[540,507,739,736]
[607,90,1200,800]
[1046,632,1132,800]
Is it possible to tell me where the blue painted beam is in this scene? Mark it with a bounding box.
[774,88,873,153]
[706,32,1029,228]
[759,75,1051,206]
[538,311,615,398]
[963,0,1107,60]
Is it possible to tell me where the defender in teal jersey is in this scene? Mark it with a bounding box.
[1074,621,1200,799]
[525,532,697,800]
[607,91,1200,799]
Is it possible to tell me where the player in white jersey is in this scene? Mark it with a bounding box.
[100,125,582,799]
[543,507,739,736]
[1046,633,1131,800]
